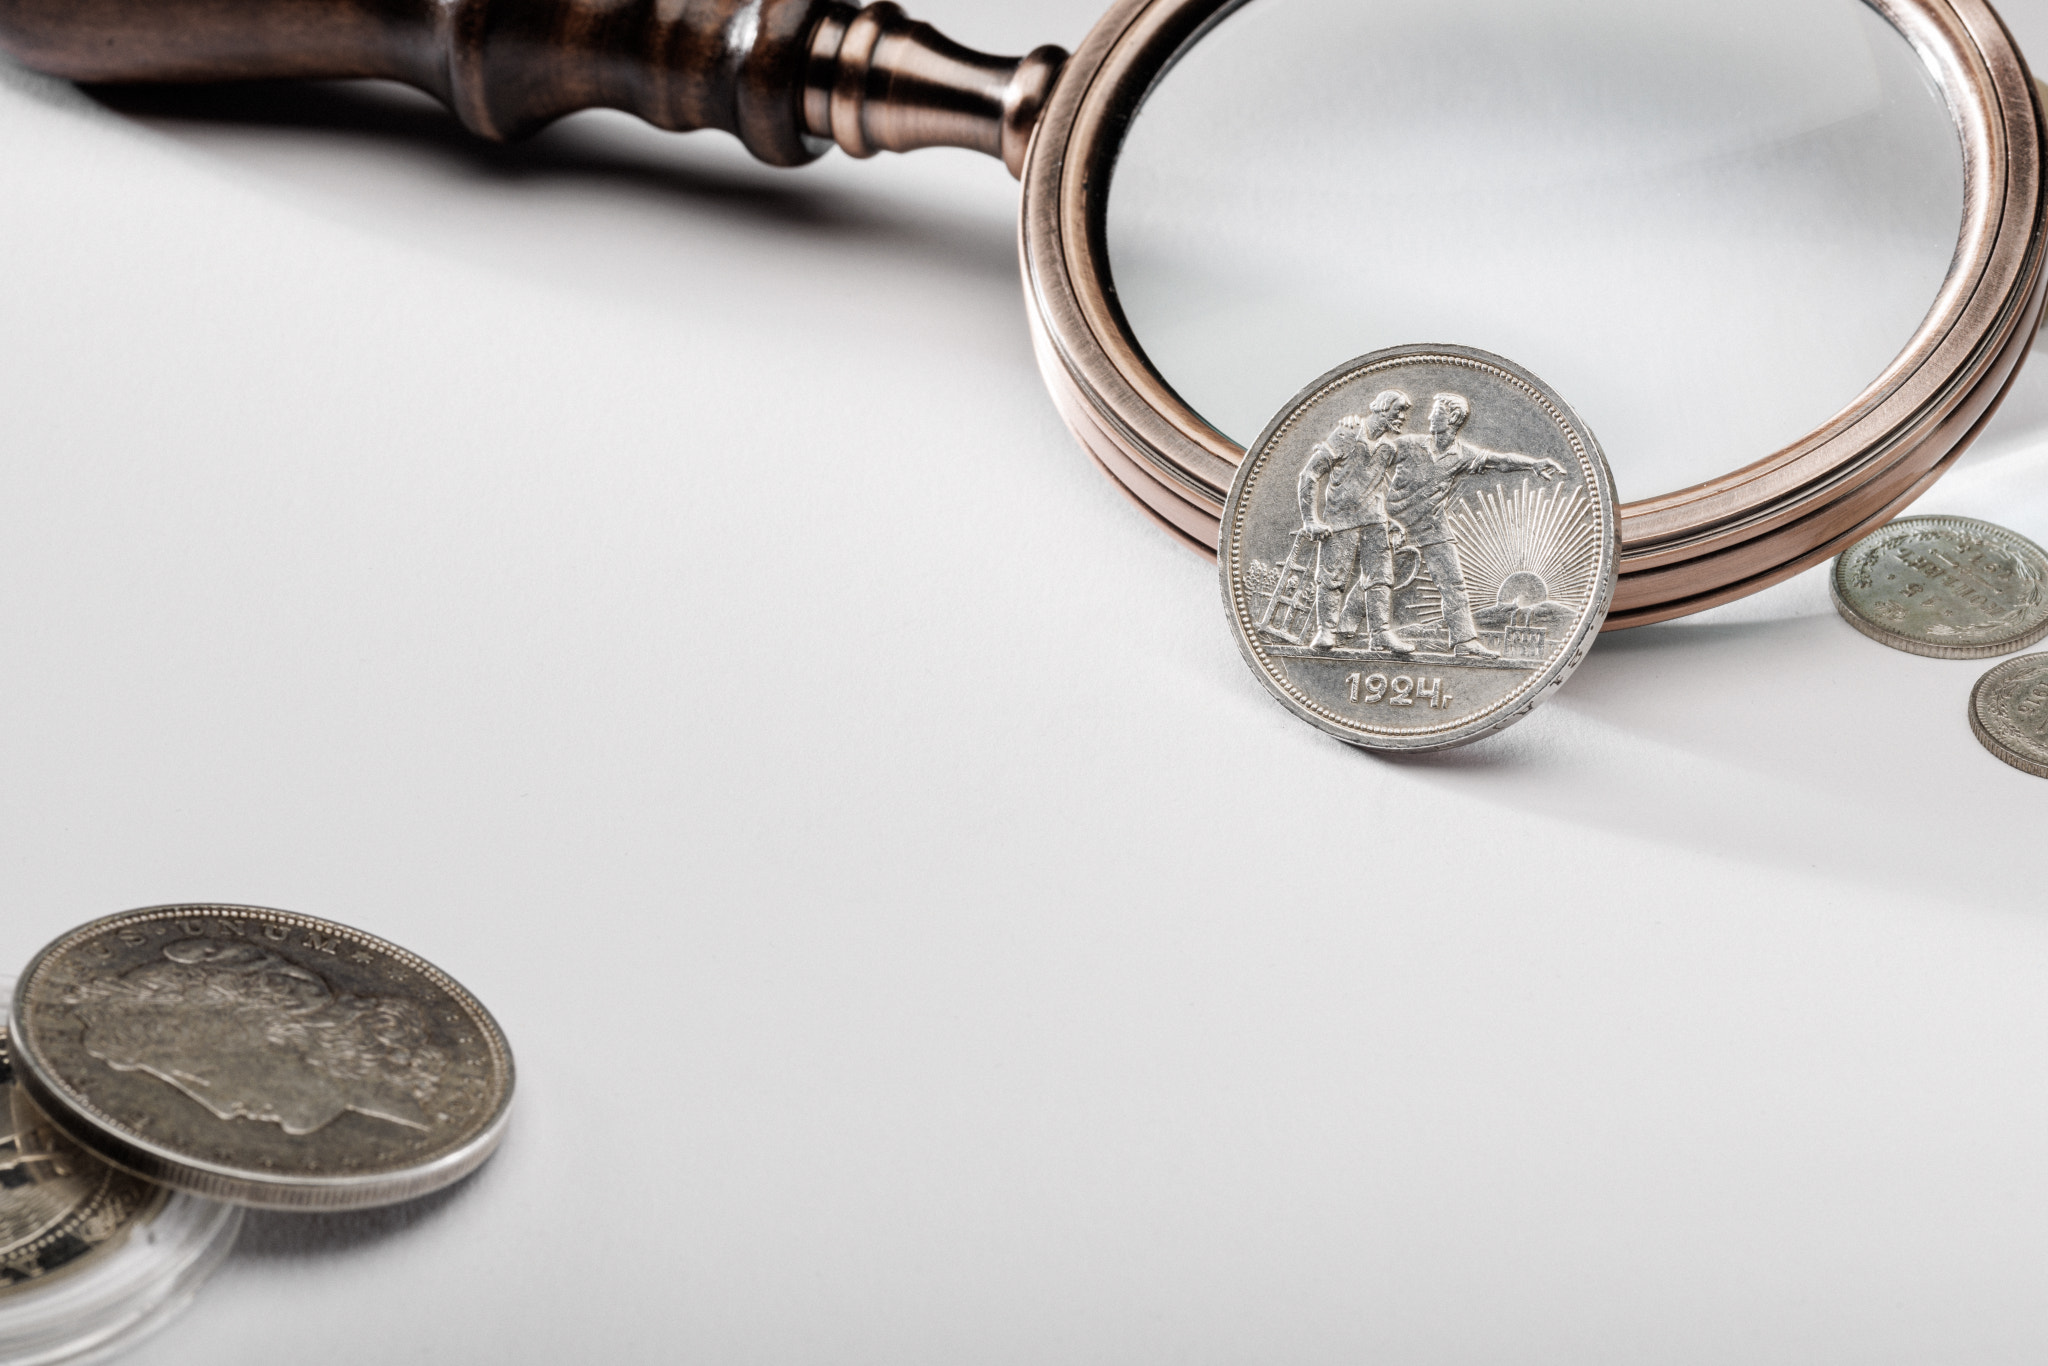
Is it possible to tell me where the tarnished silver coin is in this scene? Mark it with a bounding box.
[1220,345,1618,752]
[9,906,514,1211]
[1969,653,2048,779]
[1,1023,165,1294]
[1831,515,2048,659]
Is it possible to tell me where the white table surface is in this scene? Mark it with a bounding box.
[3,1,2048,1361]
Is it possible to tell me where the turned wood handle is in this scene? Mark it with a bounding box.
[0,0,1065,172]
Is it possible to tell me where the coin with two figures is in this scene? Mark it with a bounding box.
[1220,345,1619,752]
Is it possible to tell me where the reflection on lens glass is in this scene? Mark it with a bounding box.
[1107,0,1963,501]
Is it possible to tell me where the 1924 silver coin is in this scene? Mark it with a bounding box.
[1831,515,2048,659]
[1220,345,1618,752]
[1969,653,2048,779]
[1,1023,164,1294]
[9,906,515,1212]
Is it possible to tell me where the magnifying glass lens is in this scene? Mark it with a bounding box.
[1107,0,1964,502]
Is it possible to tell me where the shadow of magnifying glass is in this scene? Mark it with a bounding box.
[93,80,841,216]
[83,76,1024,288]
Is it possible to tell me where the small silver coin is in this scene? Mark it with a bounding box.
[1220,345,1618,752]
[1,1024,165,1295]
[1969,652,2048,779]
[1831,515,2048,659]
[9,906,515,1212]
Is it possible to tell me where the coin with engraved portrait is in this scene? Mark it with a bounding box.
[9,906,514,1211]
[1831,516,2048,659]
[1969,652,2048,779]
[1,1021,165,1295]
[1220,345,1618,751]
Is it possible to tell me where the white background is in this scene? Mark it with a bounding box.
[2,1,2047,1362]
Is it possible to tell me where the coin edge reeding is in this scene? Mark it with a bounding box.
[10,905,516,1211]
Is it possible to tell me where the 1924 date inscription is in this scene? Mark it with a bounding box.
[1220,346,1618,752]
[1345,673,1455,710]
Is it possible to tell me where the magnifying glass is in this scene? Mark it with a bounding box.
[4,0,2040,629]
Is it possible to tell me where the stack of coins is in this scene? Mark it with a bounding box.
[0,905,513,1364]
[1831,515,2048,777]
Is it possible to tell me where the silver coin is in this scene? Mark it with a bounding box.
[1969,652,2048,779]
[1,1022,166,1295]
[9,906,515,1212]
[1830,515,2048,659]
[1220,345,1618,752]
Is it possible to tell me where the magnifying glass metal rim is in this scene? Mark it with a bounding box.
[1021,0,2048,628]
[0,0,2036,629]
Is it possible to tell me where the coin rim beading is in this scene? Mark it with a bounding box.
[1221,346,1618,752]
[1969,652,2048,778]
[1830,515,2048,661]
[7,906,515,1213]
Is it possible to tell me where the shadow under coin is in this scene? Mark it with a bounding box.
[226,1160,492,1260]
[1381,591,2044,908]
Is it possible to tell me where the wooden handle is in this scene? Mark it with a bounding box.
[0,0,1065,171]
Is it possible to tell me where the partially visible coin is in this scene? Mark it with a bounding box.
[9,906,515,1212]
[1220,344,1618,752]
[1969,653,2048,779]
[1831,515,2048,659]
[1,1021,165,1295]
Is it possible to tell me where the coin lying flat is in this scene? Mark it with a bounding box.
[9,906,514,1211]
[1220,345,1618,752]
[1,1022,165,1294]
[1969,653,2048,779]
[1831,516,2048,659]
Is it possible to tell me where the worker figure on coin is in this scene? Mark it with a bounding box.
[1297,391,1414,653]
[1387,393,1567,658]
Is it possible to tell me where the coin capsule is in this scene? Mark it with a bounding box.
[0,1024,165,1295]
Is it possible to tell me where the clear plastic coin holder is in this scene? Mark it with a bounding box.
[0,977,243,1366]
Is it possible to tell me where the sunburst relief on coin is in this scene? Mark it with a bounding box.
[9,906,515,1212]
[1220,345,1618,752]
[1831,515,2048,659]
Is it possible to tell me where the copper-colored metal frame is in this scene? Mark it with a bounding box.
[1020,0,2048,627]
[1,0,2034,627]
